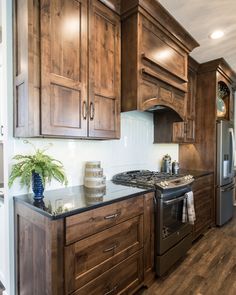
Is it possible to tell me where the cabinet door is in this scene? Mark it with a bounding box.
[88,0,120,138]
[192,174,214,241]
[14,0,40,137]
[185,119,195,142]
[172,122,185,142]
[40,0,88,137]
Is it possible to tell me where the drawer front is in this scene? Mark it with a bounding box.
[65,215,144,293]
[65,196,144,244]
[73,250,144,295]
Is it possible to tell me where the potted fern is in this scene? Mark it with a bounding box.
[9,141,68,200]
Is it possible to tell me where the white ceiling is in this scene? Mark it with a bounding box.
[159,0,236,73]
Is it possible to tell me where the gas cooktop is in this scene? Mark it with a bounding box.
[112,170,194,190]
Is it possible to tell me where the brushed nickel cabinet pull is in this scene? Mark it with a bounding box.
[103,243,117,253]
[82,101,87,120]
[90,102,95,120]
[103,285,118,295]
[104,213,119,220]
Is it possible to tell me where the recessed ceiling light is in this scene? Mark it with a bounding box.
[210,30,224,39]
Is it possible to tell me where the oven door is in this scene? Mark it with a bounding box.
[156,192,192,255]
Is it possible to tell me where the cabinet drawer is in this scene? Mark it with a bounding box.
[65,215,143,293]
[65,196,143,244]
[73,250,144,295]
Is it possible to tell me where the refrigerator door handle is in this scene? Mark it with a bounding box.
[221,184,235,192]
[229,128,235,177]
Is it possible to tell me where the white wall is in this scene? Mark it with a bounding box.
[10,111,179,195]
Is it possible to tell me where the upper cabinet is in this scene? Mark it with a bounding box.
[198,58,236,124]
[88,0,120,138]
[172,57,199,143]
[120,0,199,119]
[14,0,120,139]
[40,0,88,138]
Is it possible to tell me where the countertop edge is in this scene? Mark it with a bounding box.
[14,188,154,220]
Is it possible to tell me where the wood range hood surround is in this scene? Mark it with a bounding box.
[120,0,199,143]
[121,0,199,120]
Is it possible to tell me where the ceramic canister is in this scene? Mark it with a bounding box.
[85,161,101,169]
[84,176,106,189]
[84,168,103,178]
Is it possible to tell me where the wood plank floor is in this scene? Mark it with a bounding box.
[140,211,236,295]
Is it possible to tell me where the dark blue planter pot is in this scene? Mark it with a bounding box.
[32,172,44,200]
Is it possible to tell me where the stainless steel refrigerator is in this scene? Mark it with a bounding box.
[216,120,235,226]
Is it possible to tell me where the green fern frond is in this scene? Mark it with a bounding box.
[8,141,68,190]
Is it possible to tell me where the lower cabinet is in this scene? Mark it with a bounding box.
[73,251,144,295]
[192,174,214,241]
[15,192,155,295]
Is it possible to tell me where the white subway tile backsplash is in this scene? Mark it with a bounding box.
[9,111,178,195]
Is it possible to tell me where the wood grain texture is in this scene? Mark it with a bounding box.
[179,59,236,226]
[14,0,40,137]
[192,174,214,241]
[138,209,236,295]
[40,0,88,137]
[89,0,121,139]
[172,56,198,143]
[65,195,144,244]
[143,193,155,286]
[73,250,144,295]
[65,215,144,292]
[121,0,197,119]
[15,202,64,295]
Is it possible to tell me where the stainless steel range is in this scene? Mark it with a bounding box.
[112,170,194,276]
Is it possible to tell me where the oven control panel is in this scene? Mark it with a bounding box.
[158,175,194,189]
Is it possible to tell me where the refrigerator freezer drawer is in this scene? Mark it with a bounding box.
[216,184,234,226]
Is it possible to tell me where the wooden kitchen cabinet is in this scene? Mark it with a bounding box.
[88,0,120,138]
[40,0,88,137]
[15,192,155,295]
[172,57,198,143]
[14,0,120,139]
[192,174,214,241]
[121,0,198,119]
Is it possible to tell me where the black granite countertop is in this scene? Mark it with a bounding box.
[179,169,213,179]
[14,181,153,219]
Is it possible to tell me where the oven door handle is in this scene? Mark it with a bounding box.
[163,195,187,205]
